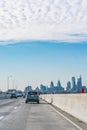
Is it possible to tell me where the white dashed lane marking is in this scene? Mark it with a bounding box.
[0,116,4,120]
[14,107,18,110]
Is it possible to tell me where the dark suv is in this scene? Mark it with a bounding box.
[25,91,39,104]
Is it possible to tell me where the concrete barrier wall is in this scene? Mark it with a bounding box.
[40,94,87,123]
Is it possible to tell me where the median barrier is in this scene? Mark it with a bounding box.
[40,94,87,124]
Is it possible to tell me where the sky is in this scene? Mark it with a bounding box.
[0,0,87,91]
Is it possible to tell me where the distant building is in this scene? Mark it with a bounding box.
[35,86,40,92]
[57,80,61,87]
[50,81,54,88]
[55,80,64,93]
[66,81,71,92]
[72,77,76,92]
[24,86,32,93]
[77,75,82,92]
[40,84,47,93]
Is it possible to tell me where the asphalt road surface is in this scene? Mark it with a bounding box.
[0,98,86,130]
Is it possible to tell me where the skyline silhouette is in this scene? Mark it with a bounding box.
[24,75,87,94]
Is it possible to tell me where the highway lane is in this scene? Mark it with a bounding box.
[0,98,23,119]
[0,98,86,130]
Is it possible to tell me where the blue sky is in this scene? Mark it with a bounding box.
[0,40,87,90]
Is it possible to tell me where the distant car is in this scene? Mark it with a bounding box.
[17,91,23,97]
[10,93,17,99]
[25,91,39,104]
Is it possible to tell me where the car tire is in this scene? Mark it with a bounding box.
[25,100,28,103]
[37,101,39,104]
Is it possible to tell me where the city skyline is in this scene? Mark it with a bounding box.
[24,75,87,93]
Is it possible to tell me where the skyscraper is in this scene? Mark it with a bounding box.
[50,81,54,88]
[66,81,71,92]
[57,80,61,87]
[72,77,76,92]
[57,80,64,93]
[77,75,82,92]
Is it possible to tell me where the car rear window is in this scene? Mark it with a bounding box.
[28,92,37,95]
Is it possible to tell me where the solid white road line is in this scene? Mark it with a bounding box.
[0,116,4,120]
[14,107,18,109]
[49,105,83,130]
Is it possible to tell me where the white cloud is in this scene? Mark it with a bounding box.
[0,0,87,44]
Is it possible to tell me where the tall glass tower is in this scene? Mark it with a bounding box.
[72,77,76,91]
[77,75,82,91]
[50,81,54,88]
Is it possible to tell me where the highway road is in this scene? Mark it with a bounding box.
[0,98,86,130]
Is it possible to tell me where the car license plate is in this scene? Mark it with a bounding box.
[31,95,34,97]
